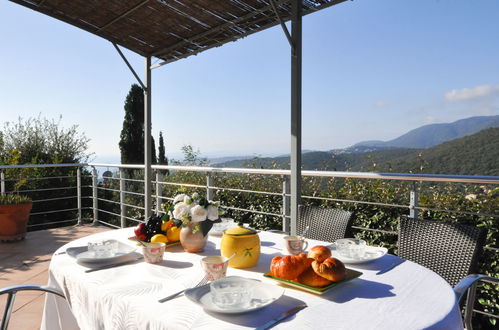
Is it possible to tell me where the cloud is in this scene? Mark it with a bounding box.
[374,100,389,108]
[444,84,499,102]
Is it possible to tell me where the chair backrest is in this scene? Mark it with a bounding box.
[398,216,487,287]
[298,205,353,242]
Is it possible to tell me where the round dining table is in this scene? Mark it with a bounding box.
[41,228,463,330]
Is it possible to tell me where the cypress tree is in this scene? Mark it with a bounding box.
[158,131,166,164]
[119,84,156,165]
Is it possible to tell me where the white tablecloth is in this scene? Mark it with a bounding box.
[41,228,463,330]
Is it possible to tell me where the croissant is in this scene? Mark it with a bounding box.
[270,253,313,280]
[297,266,333,287]
[307,245,332,263]
[312,257,346,282]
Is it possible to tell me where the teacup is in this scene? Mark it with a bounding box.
[142,242,166,263]
[283,235,308,255]
[200,255,230,281]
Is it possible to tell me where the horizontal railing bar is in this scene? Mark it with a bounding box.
[97,186,144,196]
[416,206,499,218]
[212,186,282,196]
[160,181,205,189]
[13,186,76,193]
[32,196,76,203]
[96,220,121,229]
[223,205,281,217]
[27,219,78,228]
[472,309,498,319]
[30,208,78,215]
[302,195,409,209]
[2,175,76,182]
[484,246,498,252]
[0,163,85,169]
[96,197,145,210]
[97,209,141,223]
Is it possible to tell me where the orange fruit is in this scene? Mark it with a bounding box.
[167,226,180,242]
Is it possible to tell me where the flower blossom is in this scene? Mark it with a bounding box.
[173,202,190,219]
[173,194,187,204]
[190,205,208,223]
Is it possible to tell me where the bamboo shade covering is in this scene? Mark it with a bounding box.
[11,0,347,64]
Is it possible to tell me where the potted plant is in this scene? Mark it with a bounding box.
[0,193,32,241]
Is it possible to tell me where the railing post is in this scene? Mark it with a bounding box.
[92,167,98,225]
[282,176,291,233]
[76,167,82,225]
[1,170,5,195]
[409,182,419,220]
[156,170,163,214]
[206,172,214,201]
[120,168,126,228]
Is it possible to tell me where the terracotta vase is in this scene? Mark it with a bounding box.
[179,223,207,253]
[0,202,33,242]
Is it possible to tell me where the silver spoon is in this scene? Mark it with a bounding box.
[300,225,310,240]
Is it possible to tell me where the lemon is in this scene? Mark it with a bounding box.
[161,220,173,232]
[167,226,180,242]
[150,234,168,243]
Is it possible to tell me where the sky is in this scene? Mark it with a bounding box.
[1,0,498,162]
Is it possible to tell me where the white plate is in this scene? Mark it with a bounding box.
[185,277,284,314]
[333,245,388,264]
[66,241,136,264]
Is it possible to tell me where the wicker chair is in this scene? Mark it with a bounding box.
[398,216,487,287]
[398,217,491,329]
[0,285,65,330]
[297,205,353,242]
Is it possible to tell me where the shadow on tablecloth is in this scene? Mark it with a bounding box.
[319,278,395,303]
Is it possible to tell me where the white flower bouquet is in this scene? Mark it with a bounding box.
[163,193,222,236]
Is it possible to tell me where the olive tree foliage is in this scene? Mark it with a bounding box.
[0,115,90,164]
[0,115,92,227]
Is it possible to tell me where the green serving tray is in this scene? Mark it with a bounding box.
[263,268,362,294]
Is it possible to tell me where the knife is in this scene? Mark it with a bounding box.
[256,304,307,330]
[85,256,143,273]
[376,258,405,275]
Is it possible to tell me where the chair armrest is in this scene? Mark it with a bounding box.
[453,274,498,304]
[0,284,65,298]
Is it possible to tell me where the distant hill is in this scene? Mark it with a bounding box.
[375,127,499,176]
[215,127,499,176]
[354,115,499,149]
[217,149,418,171]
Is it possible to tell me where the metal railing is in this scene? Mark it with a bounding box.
[1,162,498,231]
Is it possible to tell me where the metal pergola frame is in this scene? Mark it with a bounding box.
[9,0,348,234]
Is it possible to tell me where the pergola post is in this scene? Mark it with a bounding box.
[144,56,152,219]
[290,0,302,236]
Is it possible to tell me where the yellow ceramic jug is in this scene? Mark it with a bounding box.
[221,224,260,268]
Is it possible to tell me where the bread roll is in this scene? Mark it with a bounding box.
[312,257,346,282]
[270,253,313,280]
[307,245,332,263]
[297,266,333,287]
